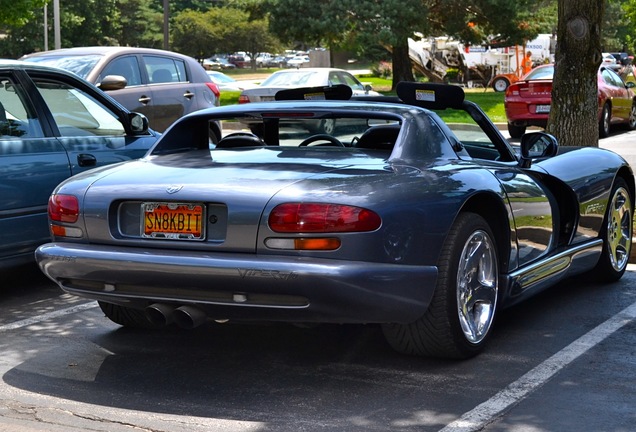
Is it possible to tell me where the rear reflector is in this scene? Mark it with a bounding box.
[269,203,381,233]
[265,237,341,250]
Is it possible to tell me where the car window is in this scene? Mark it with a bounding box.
[261,71,319,87]
[101,56,142,86]
[339,72,365,91]
[144,55,187,84]
[33,78,126,137]
[0,75,43,139]
[22,54,102,80]
[525,66,554,80]
[602,68,625,88]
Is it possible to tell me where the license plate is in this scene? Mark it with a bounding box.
[260,96,275,102]
[142,202,205,240]
[536,105,551,113]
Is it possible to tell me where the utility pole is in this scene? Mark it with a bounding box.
[43,4,48,50]
[163,0,169,50]
[54,0,60,49]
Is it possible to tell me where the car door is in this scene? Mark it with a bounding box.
[0,71,71,265]
[98,55,156,125]
[142,54,194,132]
[601,68,631,121]
[26,70,156,174]
[449,123,558,269]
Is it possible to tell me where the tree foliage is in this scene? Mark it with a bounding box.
[172,7,280,62]
[0,0,47,26]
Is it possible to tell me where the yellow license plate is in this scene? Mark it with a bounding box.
[142,202,205,240]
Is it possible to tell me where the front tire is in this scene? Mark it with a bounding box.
[593,178,633,282]
[627,103,636,130]
[382,213,499,359]
[599,103,611,138]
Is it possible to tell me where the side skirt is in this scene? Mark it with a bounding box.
[502,239,603,307]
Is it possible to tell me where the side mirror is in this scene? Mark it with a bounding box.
[129,112,149,134]
[626,81,635,89]
[519,132,559,168]
[99,75,128,91]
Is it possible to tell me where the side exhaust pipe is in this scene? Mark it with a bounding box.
[173,305,208,329]
[145,303,175,327]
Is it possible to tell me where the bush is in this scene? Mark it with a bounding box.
[371,61,392,79]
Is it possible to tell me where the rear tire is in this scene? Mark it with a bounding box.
[382,213,499,359]
[593,177,632,282]
[599,103,611,138]
[507,123,526,139]
[492,78,510,92]
[99,301,162,329]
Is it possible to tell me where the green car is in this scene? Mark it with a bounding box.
[0,60,159,269]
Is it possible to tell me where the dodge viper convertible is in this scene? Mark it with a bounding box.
[36,82,634,359]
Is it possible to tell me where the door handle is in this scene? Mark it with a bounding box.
[183,91,194,99]
[77,153,97,167]
[139,95,151,104]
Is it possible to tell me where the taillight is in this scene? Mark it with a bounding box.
[238,95,251,104]
[48,194,79,223]
[269,203,381,233]
[205,82,220,99]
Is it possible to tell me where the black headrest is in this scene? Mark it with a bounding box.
[396,82,465,110]
[275,84,353,101]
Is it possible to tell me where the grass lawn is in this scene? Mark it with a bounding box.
[219,72,506,124]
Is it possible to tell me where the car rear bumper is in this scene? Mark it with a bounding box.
[36,243,438,324]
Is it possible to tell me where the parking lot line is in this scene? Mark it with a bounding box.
[439,299,636,432]
[0,301,98,332]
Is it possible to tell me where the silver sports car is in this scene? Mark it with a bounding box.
[36,82,634,359]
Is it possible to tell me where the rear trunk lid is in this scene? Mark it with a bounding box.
[81,148,394,251]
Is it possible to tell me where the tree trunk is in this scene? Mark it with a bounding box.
[391,37,415,91]
[546,0,605,147]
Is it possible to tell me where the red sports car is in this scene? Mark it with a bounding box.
[505,64,636,138]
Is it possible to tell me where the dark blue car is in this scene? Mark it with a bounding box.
[0,60,159,269]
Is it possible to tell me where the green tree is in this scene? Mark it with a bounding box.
[172,7,280,61]
[546,0,605,147]
[0,0,47,26]
[118,0,163,48]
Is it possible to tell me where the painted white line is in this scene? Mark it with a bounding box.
[0,301,98,332]
[439,300,636,432]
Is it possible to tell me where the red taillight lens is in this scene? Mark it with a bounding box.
[238,95,251,104]
[48,194,79,223]
[205,82,220,99]
[269,203,381,233]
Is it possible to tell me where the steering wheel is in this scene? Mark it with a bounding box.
[298,134,345,147]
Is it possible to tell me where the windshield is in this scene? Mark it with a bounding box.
[525,66,554,80]
[261,71,322,87]
[22,54,103,79]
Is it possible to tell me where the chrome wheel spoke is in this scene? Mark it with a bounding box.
[457,230,498,344]
[608,187,632,271]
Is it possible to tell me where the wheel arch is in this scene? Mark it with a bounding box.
[616,166,635,210]
[458,192,512,273]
